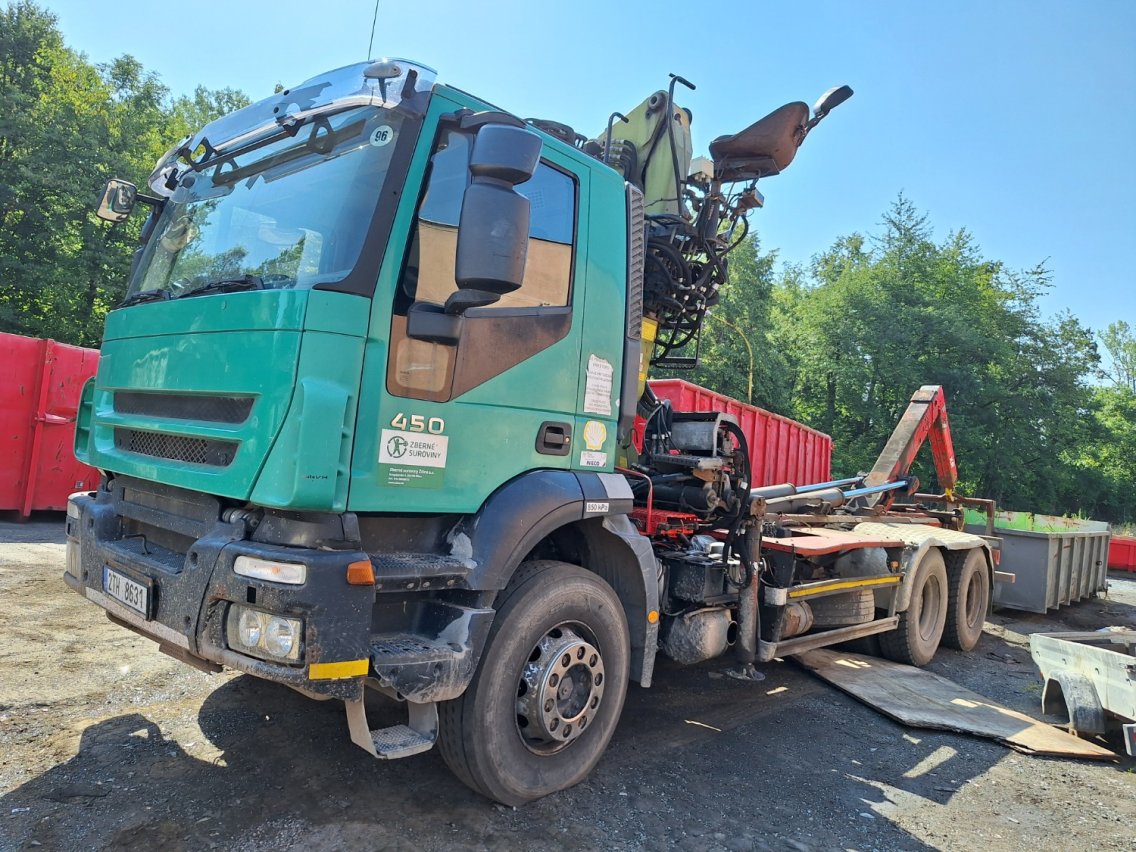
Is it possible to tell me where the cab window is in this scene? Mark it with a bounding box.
[389,128,579,401]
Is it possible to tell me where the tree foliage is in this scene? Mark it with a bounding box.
[0,1,248,344]
[1100,321,1136,393]
[687,196,1125,522]
[766,196,1105,515]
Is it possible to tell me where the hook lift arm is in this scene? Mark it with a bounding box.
[860,384,958,511]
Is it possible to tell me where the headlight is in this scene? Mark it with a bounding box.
[226,606,303,663]
[233,555,306,585]
[264,617,297,657]
[238,608,263,647]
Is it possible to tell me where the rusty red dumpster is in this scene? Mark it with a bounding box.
[636,379,832,487]
[1,333,100,516]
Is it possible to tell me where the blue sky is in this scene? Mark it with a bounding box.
[42,0,1135,336]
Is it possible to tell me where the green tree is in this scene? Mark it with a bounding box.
[0,1,248,345]
[167,85,250,141]
[1100,321,1136,392]
[770,195,1100,513]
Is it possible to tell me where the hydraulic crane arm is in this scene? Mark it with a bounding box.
[861,385,958,508]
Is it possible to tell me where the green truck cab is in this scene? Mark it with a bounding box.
[67,60,653,804]
[65,59,992,805]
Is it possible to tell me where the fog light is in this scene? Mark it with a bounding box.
[226,605,303,663]
[234,555,306,585]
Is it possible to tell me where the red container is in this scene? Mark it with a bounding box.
[641,379,832,487]
[1109,536,1136,573]
[1,333,101,516]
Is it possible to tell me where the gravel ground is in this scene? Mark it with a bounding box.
[1,517,1133,851]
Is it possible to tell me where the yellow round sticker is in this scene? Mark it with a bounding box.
[582,420,607,451]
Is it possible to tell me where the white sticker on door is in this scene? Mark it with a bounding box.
[583,354,613,416]
[379,429,449,488]
[580,451,608,468]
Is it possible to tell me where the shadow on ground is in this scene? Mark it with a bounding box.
[0,658,1014,851]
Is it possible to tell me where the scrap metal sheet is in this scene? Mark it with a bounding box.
[797,649,1115,759]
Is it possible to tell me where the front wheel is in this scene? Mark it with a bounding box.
[879,549,948,667]
[438,560,630,805]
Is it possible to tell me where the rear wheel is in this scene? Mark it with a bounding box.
[437,560,630,805]
[943,548,990,651]
[879,549,948,666]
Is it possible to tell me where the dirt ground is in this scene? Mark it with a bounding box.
[1,517,1133,852]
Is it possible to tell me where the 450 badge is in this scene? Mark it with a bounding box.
[379,413,448,489]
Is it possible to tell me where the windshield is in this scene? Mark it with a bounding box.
[128,105,407,298]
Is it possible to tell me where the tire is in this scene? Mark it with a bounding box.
[942,548,990,651]
[437,560,630,805]
[878,549,948,667]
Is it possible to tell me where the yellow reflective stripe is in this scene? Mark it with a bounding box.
[308,658,370,680]
[787,575,901,599]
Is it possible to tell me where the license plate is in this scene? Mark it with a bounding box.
[103,566,150,618]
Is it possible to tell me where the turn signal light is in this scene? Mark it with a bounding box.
[346,559,375,585]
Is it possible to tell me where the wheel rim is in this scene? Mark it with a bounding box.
[964,570,984,628]
[918,574,943,641]
[515,624,605,754]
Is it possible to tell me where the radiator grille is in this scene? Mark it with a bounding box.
[114,429,238,467]
[115,392,253,424]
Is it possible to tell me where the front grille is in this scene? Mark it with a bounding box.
[115,392,253,424]
[114,428,238,467]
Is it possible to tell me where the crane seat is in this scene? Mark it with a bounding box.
[709,101,809,182]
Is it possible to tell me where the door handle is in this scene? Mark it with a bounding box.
[536,422,572,456]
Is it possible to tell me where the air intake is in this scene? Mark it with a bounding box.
[114,429,238,467]
[114,392,253,424]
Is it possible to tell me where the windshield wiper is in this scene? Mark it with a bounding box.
[177,275,264,299]
[118,289,171,308]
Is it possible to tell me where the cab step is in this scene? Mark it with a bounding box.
[371,633,460,665]
[345,696,437,760]
[368,605,495,703]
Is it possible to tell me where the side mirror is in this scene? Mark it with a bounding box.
[95,178,138,223]
[452,124,542,312]
[812,85,854,118]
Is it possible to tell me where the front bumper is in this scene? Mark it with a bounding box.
[64,484,374,701]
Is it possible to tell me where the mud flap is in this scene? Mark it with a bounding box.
[345,696,438,759]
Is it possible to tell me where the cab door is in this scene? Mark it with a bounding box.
[349,100,590,514]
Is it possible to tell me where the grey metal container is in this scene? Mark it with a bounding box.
[965,511,1111,614]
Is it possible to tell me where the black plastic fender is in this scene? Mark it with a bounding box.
[451,469,657,685]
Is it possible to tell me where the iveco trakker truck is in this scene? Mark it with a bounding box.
[66,59,996,804]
